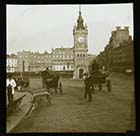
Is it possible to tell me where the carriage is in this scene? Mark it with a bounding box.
[41,70,62,95]
[84,71,112,101]
[90,72,112,92]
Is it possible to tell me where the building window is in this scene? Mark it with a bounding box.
[80,54,82,57]
[67,65,69,69]
[77,54,79,57]
[83,54,85,57]
[63,66,65,70]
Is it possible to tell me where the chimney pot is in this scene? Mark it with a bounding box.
[124,26,129,30]
[116,26,121,30]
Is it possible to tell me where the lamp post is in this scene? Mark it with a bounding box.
[20,60,25,78]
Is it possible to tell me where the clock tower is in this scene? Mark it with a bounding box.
[73,6,88,79]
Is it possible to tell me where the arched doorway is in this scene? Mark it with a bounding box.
[79,68,84,79]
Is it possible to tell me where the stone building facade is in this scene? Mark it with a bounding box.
[6,9,95,78]
[52,47,74,71]
[29,51,52,72]
[111,40,134,72]
[7,54,18,73]
[17,50,52,73]
[73,10,88,79]
[96,26,134,73]
[17,51,30,72]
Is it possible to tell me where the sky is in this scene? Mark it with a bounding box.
[7,4,133,55]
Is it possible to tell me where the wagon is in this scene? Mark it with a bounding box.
[41,70,62,95]
[84,72,112,102]
[91,73,112,92]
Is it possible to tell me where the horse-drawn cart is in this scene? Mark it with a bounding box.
[84,72,112,102]
[41,70,62,95]
[91,73,112,92]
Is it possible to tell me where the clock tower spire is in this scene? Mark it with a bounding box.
[79,4,81,15]
[73,5,88,79]
[76,5,85,30]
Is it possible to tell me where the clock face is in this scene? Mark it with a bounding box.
[78,36,84,43]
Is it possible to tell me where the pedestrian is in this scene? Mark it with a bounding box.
[6,74,17,104]
[17,78,23,91]
[91,60,103,91]
[83,72,88,80]
[42,67,51,88]
[102,65,106,73]
[91,59,100,75]
[83,72,88,99]
[84,75,94,102]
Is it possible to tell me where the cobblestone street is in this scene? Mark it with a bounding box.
[11,73,135,133]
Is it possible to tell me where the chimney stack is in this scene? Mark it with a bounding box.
[124,26,129,30]
[116,26,121,30]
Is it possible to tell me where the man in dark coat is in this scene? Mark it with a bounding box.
[84,76,95,102]
[42,67,51,88]
[90,60,100,76]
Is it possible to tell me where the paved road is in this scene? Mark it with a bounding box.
[11,73,135,133]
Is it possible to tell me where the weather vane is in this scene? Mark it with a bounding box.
[79,4,81,15]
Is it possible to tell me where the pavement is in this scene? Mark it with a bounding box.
[6,90,33,133]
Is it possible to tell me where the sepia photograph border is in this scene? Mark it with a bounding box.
[0,0,140,136]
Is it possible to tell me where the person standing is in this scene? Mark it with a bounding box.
[91,59,102,91]
[84,76,94,102]
[6,74,17,104]
[83,72,94,101]
[91,59,100,75]
[41,67,50,88]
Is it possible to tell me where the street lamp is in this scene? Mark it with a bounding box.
[20,60,25,78]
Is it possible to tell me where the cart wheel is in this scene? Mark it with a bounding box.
[59,82,62,95]
[48,96,51,104]
[106,79,112,92]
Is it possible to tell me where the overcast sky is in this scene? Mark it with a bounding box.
[7,4,133,55]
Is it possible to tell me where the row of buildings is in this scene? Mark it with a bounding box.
[7,8,134,78]
[7,49,95,74]
[7,26,134,75]
[7,9,96,79]
[96,26,134,73]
